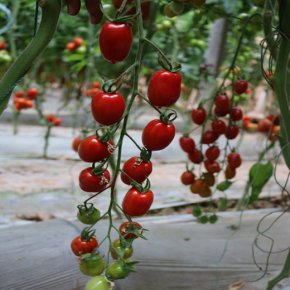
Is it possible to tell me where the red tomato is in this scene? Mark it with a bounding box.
[188,148,204,164]
[86,88,100,97]
[72,136,83,152]
[122,187,154,217]
[211,119,226,134]
[13,98,33,110]
[91,91,126,125]
[79,167,110,192]
[257,119,272,133]
[215,94,230,111]
[205,146,220,161]
[179,136,195,153]
[53,117,62,126]
[225,165,236,179]
[230,107,243,121]
[71,236,98,256]
[201,130,219,144]
[121,156,153,185]
[66,42,77,51]
[225,125,240,140]
[99,22,132,64]
[73,37,84,47]
[142,119,175,151]
[227,152,242,168]
[234,79,248,95]
[14,91,25,98]
[181,171,196,185]
[148,70,182,107]
[119,221,143,240]
[204,160,221,173]
[78,135,114,163]
[0,40,6,50]
[191,107,207,125]
[27,88,38,100]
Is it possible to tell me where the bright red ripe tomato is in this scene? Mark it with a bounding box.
[66,42,77,51]
[181,171,196,185]
[73,37,84,47]
[78,135,114,163]
[72,136,83,152]
[211,119,227,134]
[79,167,110,192]
[202,130,219,144]
[204,160,221,174]
[230,107,243,121]
[142,119,175,151]
[99,22,132,64]
[46,114,56,123]
[188,148,204,164]
[191,107,207,125]
[234,79,248,95]
[91,91,126,125]
[179,136,195,153]
[71,236,98,256]
[215,94,230,111]
[205,146,220,161]
[27,88,38,99]
[122,187,154,217]
[225,125,240,140]
[121,156,153,185]
[148,70,182,107]
[14,91,25,98]
[119,221,143,240]
[0,39,6,50]
[53,117,62,126]
[227,152,242,168]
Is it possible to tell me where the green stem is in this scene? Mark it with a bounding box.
[0,0,61,115]
[43,124,52,158]
[13,110,20,135]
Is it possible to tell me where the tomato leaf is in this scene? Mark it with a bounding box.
[248,161,273,204]
[217,180,232,191]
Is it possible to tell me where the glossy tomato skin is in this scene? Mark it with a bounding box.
[80,253,105,276]
[85,276,112,290]
[100,22,132,64]
[91,91,126,125]
[78,136,114,163]
[110,239,133,260]
[142,119,175,151]
[122,187,154,217]
[72,136,83,152]
[179,136,195,153]
[79,167,110,192]
[192,108,207,125]
[121,157,152,185]
[71,236,98,256]
[27,88,38,100]
[106,260,131,280]
[227,152,242,168]
[148,70,182,107]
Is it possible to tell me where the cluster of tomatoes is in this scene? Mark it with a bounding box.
[179,79,248,201]
[66,37,85,52]
[243,114,280,141]
[46,114,62,126]
[13,88,38,111]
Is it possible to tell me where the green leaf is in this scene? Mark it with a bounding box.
[217,180,233,191]
[218,198,228,211]
[248,161,273,204]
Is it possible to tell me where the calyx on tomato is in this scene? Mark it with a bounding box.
[119,221,145,240]
[81,227,96,242]
[140,147,152,162]
[77,203,101,225]
[110,238,133,260]
[105,260,138,280]
[158,53,182,73]
[160,109,178,124]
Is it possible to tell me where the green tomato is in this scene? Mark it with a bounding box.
[110,239,133,260]
[105,261,131,280]
[76,46,87,54]
[77,206,100,225]
[85,276,113,290]
[80,253,105,276]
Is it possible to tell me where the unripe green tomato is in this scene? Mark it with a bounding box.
[80,253,105,276]
[106,261,131,280]
[162,19,173,29]
[110,239,133,260]
[76,46,87,54]
[0,51,12,63]
[77,207,100,225]
[85,276,113,290]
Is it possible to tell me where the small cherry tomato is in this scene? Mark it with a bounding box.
[211,119,226,134]
[204,160,221,174]
[77,205,101,225]
[205,146,220,161]
[225,125,240,140]
[142,119,175,151]
[234,79,248,95]
[91,91,126,125]
[72,136,83,152]
[199,185,212,198]
[225,165,236,179]
[191,107,207,125]
[215,94,230,112]
[99,22,133,64]
[80,253,105,276]
[188,148,204,164]
[71,235,98,256]
[202,172,215,187]
[79,167,110,192]
[119,221,143,240]
[121,156,152,185]
[190,179,206,194]
[148,70,182,107]
[179,136,195,153]
[85,276,112,290]
[110,239,133,260]
[230,107,243,121]
[66,42,77,51]
[181,171,196,185]
[27,88,38,100]
[78,135,114,163]
[73,37,84,47]
[202,130,219,144]
[122,187,154,217]
[227,152,242,168]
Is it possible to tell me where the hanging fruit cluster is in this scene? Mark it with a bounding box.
[12,88,38,111]
[70,0,182,288]
[179,79,248,212]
